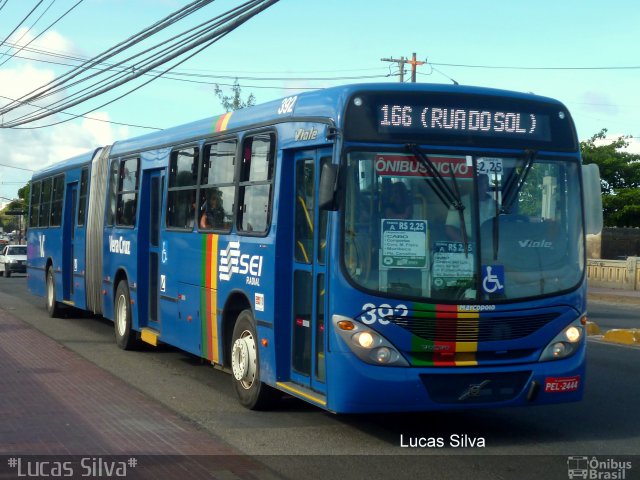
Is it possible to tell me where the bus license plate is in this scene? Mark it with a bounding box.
[544,376,580,393]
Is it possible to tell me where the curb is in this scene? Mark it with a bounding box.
[601,329,640,346]
[585,321,601,336]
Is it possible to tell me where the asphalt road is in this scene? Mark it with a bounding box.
[587,301,639,331]
[1,274,639,479]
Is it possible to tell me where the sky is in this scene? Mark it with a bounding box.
[1,0,639,204]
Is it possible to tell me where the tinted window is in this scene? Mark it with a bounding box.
[167,147,198,230]
[238,134,275,234]
[116,158,139,227]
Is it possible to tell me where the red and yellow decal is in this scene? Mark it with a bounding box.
[201,234,219,362]
[213,112,233,133]
[411,303,480,367]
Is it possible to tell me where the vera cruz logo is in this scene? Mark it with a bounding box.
[219,241,264,286]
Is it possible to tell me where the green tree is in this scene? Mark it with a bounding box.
[214,79,256,112]
[581,129,640,227]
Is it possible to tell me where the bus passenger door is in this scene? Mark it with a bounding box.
[138,168,164,331]
[290,149,331,393]
[62,182,77,302]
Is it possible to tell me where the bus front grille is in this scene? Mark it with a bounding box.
[389,312,559,342]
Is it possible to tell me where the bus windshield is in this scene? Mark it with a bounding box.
[343,150,584,302]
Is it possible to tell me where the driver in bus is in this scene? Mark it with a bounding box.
[384,181,413,219]
[445,174,497,240]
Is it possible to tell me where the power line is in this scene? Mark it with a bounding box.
[0,0,86,69]
[1,0,283,128]
[0,0,216,115]
[0,0,57,63]
[0,0,47,54]
[0,162,34,172]
[429,61,640,71]
[0,93,162,129]
[1,49,388,84]
[7,0,283,130]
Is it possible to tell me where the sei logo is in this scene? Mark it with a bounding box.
[361,303,408,325]
[277,95,297,115]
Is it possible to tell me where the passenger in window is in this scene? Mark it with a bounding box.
[200,189,225,229]
[384,182,413,219]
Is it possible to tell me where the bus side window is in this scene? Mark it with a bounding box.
[167,146,198,230]
[198,140,236,232]
[294,159,314,263]
[238,133,275,234]
[29,181,41,228]
[116,157,140,227]
[39,178,53,228]
[107,159,118,226]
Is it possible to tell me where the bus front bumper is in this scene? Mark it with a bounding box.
[325,345,585,413]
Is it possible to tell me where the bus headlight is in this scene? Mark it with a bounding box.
[332,315,409,367]
[540,320,584,362]
[565,326,581,343]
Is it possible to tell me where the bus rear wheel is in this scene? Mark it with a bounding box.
[114,280,140,350]
[46,267,60,317]
[231,310,277,410]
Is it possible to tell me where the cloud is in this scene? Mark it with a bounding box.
[0,31,124,200]
[593,133,640,154]
[578,91,619,117]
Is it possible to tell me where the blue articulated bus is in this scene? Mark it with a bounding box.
[27,83,602,413]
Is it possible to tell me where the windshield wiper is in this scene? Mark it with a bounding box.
[406,144,470,256]
[500,149,537,214]
[489,149,536,262]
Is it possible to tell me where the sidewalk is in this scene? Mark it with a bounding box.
[0,307,279,479]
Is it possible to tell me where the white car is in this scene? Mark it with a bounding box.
[0,245,27,277]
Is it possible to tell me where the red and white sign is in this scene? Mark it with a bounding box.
[374,154,473,178]
[544,375,580,393]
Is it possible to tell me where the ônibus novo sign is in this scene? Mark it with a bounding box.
[374,154,473,178]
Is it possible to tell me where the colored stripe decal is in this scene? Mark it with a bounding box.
[209,235,219,363]
[213,112,233,132]
[201,234,219,363]
[201,235,208,358]
[410,303,480,366]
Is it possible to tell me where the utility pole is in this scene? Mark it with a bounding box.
[408,52,425,83]
[381,53,425,82]
[381,56,406,83]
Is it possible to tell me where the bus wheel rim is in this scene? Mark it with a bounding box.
[116,294,127,337]
[231,330,257,389]
[47,274,54,308]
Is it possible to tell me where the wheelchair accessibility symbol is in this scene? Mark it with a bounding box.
[482,265,504,294]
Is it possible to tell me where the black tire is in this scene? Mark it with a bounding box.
[231,309,278,410]
[46,267,60,317]
[5,270,10,278]
[114,280,140,350]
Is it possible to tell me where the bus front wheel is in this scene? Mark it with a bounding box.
[114,281,139,350]
[230,310,277,410]
[46,267,60,317]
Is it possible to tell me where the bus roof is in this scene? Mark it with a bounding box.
[34,83,569,174]
[109,83,568,157]
[32,148,99,181]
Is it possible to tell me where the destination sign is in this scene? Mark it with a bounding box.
[343,90,578,151]
[377,104,551,141]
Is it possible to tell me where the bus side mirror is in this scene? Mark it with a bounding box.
[582,163,603,235]
[319,163,339,211]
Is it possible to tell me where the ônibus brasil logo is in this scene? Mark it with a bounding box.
[219,241,263,286]
[567,456,632,479]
